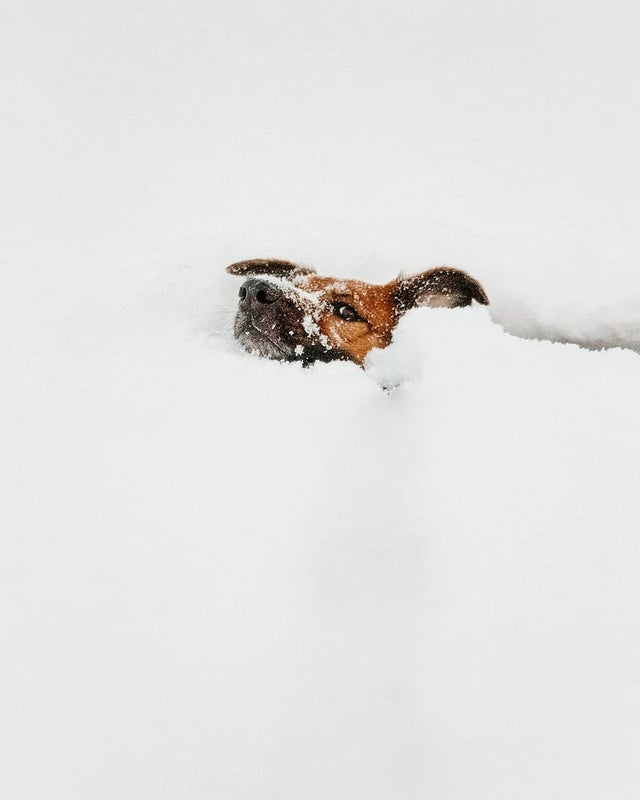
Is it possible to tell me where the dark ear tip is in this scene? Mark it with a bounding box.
[225,258,315,277]
[473,282,490,305]
[447,269,489,306]
[225,260,263,275]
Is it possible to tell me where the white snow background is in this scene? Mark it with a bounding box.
[3,1,640,798]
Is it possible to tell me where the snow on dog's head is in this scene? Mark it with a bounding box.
[227,258,489,365]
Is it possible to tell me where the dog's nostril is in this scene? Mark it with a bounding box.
[241,279,279,305]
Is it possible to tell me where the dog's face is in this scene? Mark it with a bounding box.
[227,258,489,365]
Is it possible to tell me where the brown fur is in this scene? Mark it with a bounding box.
[227,259,488,365]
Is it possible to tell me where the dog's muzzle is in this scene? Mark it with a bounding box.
[233,277,307,361]
[232,277,343,364]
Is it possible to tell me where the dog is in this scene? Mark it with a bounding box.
[227,258,489,365]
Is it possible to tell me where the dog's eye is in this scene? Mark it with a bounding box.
[238,286,247,300]
[333,303,362,322]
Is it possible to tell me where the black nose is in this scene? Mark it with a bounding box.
[238,278,282,306]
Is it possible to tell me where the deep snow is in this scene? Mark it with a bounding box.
[3,0,640,798]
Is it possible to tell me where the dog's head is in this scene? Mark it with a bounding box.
[227,258,489,365]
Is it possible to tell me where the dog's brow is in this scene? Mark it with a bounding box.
[327,292,355,301]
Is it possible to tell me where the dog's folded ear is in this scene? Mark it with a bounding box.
[226,259,316,278]
[393,267,489,313]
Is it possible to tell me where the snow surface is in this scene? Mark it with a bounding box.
[3,0,640,798]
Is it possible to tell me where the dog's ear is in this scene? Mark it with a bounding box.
[392,267,489,313]
[226,258,316,278]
